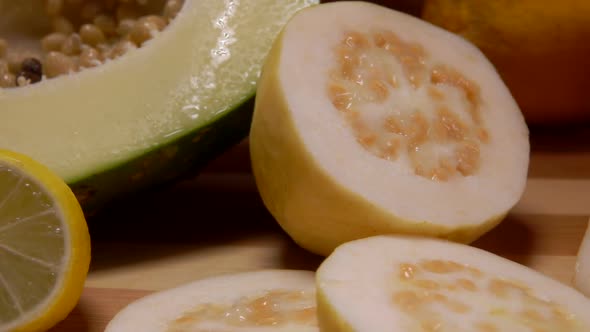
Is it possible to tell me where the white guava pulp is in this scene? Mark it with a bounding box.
[249,1,530,256]
[105,270,318,332]
[316,235,590,331]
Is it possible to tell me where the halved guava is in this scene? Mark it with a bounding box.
[104,270,318,332]
[574,219,590,297]
[249,1,529,256]
[316,235,590,331]
[0,0,318,212]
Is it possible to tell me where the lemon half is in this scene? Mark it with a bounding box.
[0,149,90,332]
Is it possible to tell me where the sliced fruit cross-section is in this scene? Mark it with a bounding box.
[316,235,590,331]
[105,270,318,332]
[0,149,90,332]
[249,1,529,256]
[574,219,590,297]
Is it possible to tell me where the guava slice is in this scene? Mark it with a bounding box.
[249,1,530,256]
[316,235,590,331]
[104,270,318,332]
[574,219,590,296]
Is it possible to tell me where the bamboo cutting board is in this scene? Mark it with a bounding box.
[49,124,590,332]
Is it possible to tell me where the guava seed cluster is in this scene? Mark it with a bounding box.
[327,30,489,181]
[393,259,584,331]
[167,289,316,331]
[0,0,184,88]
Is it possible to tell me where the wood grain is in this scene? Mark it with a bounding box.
[48,288,150,332]
[52,124,590,331]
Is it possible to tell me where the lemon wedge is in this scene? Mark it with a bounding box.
[0,149,90,332]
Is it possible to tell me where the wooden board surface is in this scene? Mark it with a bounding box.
[51,124,590,331]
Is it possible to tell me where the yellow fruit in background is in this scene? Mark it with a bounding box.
[422,0,590,125]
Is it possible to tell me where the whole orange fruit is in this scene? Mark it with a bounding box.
[422,0,590,125]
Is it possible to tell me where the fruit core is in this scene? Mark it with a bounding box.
[327,30,489,182]
[391,259,586,331]
[167,289,316,331]
[0,0,184,88]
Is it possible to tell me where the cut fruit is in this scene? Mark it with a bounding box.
[0,0,181,86]
[104,270,318,332]
[0,149,91,332]
[316,235,590,331]
[0,0,318,213]
[249,1,529,256]
[574,219,590,297]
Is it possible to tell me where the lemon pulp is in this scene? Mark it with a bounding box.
[0,149,90,332]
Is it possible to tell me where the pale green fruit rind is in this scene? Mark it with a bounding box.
[249,11,506,257]
[69,98,255,214]
[0,149,90,332]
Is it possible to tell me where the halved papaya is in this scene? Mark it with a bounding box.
[0,0,318,213]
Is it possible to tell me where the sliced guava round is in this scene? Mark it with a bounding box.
[574,219,590,297]
[104,270,318,332]
[249,1,530,256]
[315,235,590,331]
